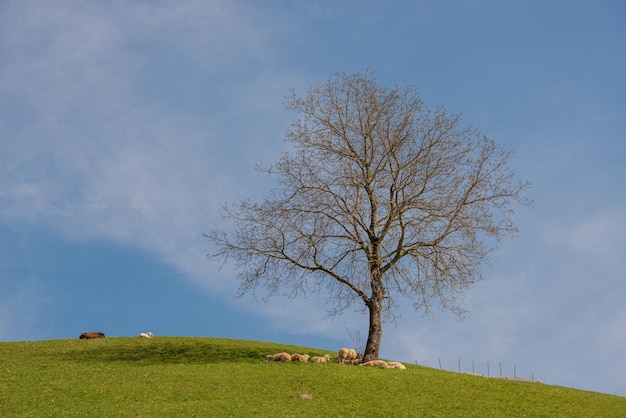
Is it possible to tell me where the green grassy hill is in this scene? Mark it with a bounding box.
[1,337,624,417]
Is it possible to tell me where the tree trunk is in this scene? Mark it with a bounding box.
[363,296,383,362]
[363,238,384,363]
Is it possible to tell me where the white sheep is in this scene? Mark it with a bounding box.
[265,352,292,362]
[338,348,362,364]
[387,361,407,370]
[139,332,153,338]
[310,354,332,364]
[361,359,389,368]
[290,353,310,363]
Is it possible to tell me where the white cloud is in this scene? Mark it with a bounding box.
[0,0,293,292]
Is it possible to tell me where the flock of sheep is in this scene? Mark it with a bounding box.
[265,347,407,370]
[79,333,406,369]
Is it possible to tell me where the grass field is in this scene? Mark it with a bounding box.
[1,337,624,417]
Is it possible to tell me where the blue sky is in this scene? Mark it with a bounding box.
[1,0,624,396]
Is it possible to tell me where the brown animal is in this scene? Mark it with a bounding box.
[79,331,105,339]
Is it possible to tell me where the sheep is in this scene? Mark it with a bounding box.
[310,354,332,364]
[338,347,361,364]
[351,352,364,365]
[139,332,154,338]
[265,352,292,362]
[338,347,351,363]
[360,360,389,368]
[387,361,407,370]
[290,353,310,363]
[79,332,105,339]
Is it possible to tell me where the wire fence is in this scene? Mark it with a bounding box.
[419,358,541,383]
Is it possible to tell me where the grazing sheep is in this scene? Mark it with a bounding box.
[338,348,361,364]
[361,360,389,368]
[139,332,153,338]
[79,332,105,339]
[338,347,351,363]
[291,353,310,363]
[387,361,407,370]
[310,354,332,364]
[265,352,292,362]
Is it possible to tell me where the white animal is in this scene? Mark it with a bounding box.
[338,348,362,364]
[387,361,407,370]
[265,352,292,362]
[310,354,332,364]
[361,360,389,368]
[139,332,153,338]
[291,353,310,363]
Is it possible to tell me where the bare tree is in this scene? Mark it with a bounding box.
[207,71,531,362]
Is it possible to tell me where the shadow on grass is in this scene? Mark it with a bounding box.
[61,337,275,365]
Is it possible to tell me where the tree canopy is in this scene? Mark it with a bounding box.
[208,71,531,361]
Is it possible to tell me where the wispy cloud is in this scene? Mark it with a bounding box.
[0,0,293,291]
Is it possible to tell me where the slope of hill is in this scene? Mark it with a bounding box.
[1,337,624,417]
